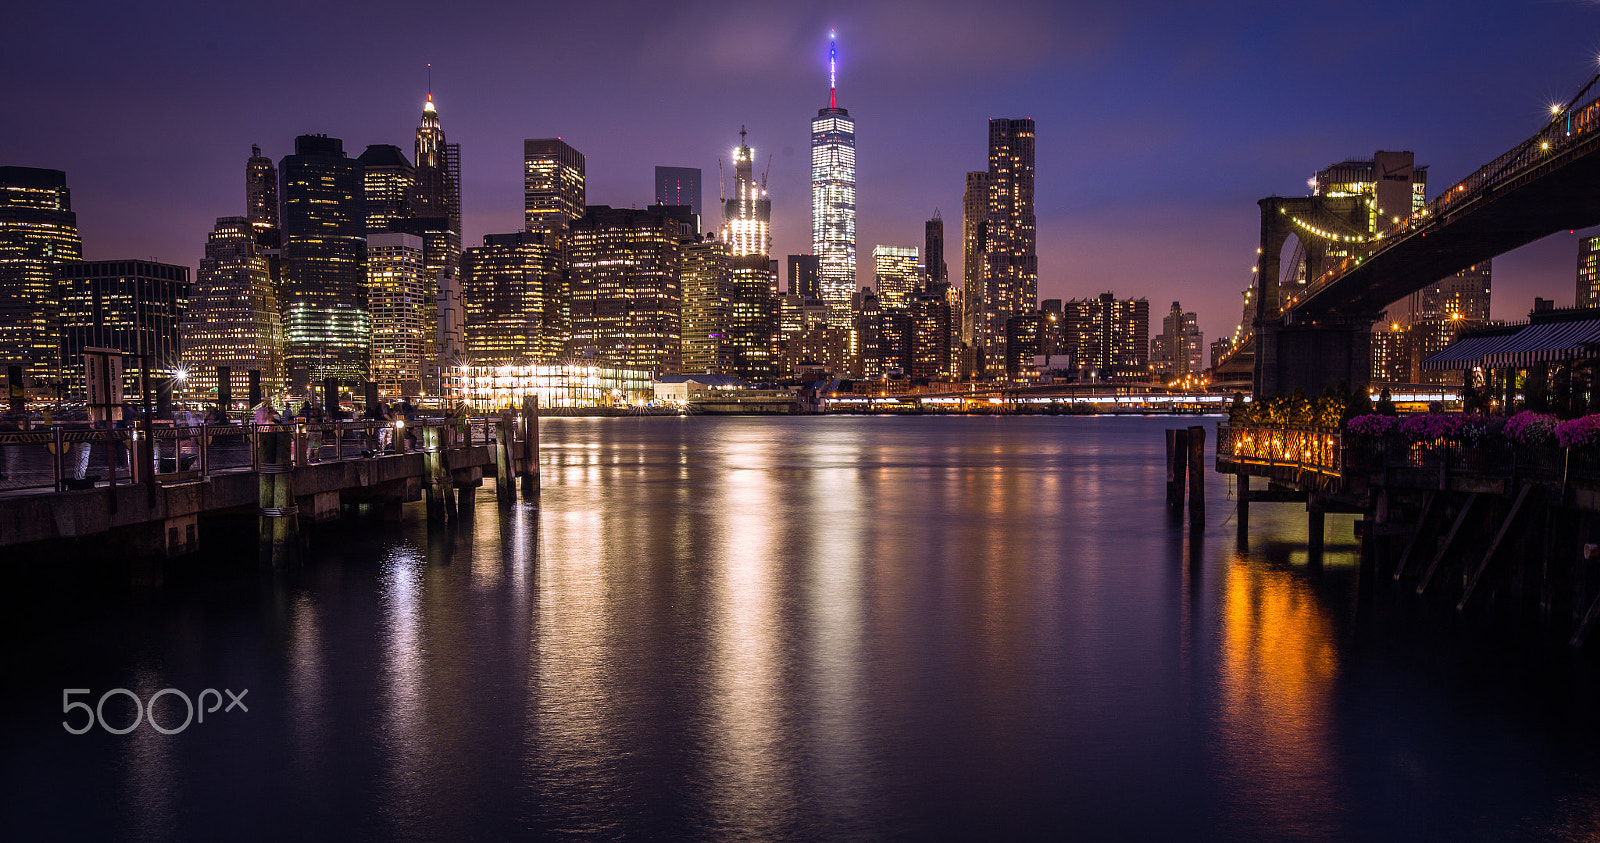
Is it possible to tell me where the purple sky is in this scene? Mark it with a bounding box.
[8,0,1600,346]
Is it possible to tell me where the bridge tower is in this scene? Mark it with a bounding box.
[1254,195,1378,397]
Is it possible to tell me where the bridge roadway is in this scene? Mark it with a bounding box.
[0,417,524,556]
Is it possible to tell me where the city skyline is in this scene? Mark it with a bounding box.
[8,1,1600,347]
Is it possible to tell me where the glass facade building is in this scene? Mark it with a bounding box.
[524,139,586,234]
[567,206,687,374]
[368,232,427,397]
[181,216,282,406]
[280,135,368,385]
[0,167,81,384]
[58,260,189,400]
[462,231,566,367]
[811,37,856,328]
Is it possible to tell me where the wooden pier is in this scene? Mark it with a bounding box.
[1216,421,1600,646]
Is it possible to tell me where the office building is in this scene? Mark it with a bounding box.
[681,236,734,375]
[181,217,282,405]
[567,205,686,373]
[1063,293,1149,381]
[725,254,778,381]
[788,254,820,300]
[0,167,81,384]
[910,285,952,381]
[367,232,427,396]
[524,139,586,234]
[58,260,189,400]
[1420,261,1491,322]
[356,144,415,233]
[413,92,461,234]
[1315,151,1429,324]
[279,134,368,385]
[462,231,565,366]
[812,34,857,328]
[925,212,947,285]
[873,246,919,311]
[1151,301,1204,381]
[1581,239,1600,308]
[723,127,771,258]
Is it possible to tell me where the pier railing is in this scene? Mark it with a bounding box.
[0,416,509,495]
[1216,423,1344,477]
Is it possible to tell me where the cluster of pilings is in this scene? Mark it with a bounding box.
[253,397,542,568]
[1166,425,1208,530]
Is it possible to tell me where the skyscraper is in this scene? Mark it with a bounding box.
[680,235,734,375]
[981,118,1038,375]
[1151,301,1203,381]
[280,134,367,385]
[811,33,856,328]
[961,171,988,348]
[246,146,279,234]
[0,167,81,384]
[1421,261,1491,322]
[722,127,771,257]
[1063,293,1149,381]
[413,92,461,235]
[925,212,947,285]
[1580,239,1600,308]
[181,216,282,405]
[524,139,586,234]
[462,231,565,366]
[655,166,702,223]
[787,254,820,300]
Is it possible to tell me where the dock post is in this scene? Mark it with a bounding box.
[1166,429,1181,506]
[1187,425,1206,525]
[424,425,445,523]
[496,411,515,503]
[1236,470,1250,533]
[1308,503,1326,557]
[1171,429,1189,512]
[520,395,540,499]
[257,424,297,568]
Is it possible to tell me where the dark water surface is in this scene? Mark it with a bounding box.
[7,415,1600,841]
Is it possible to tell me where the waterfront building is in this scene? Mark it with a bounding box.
[1151,301,1203,381]
[0,166,81,385]
[567,205,686,374]
[812,34,856,328]
[1063,293,1149,381]
[980,118,1038,375]
[391,215,461,394]
[279,134,368,385]
[524,139,585,235]
[462,362,652,409]
[462,231,565,367]
[357,144,415,234]
[655,166,702,225]
[961,171,988,348]
[181,217,282,406]
[245,145,279,234]
[873,245,919,311]
[367,232,427,397]
[58,260,189,400]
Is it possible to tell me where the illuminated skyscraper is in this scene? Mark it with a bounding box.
[0,167,81,384]
[873,246,918,311]
[788,254,820,300]
[961,171,988,348]
[367,232,426,396]
[722,127,771,257]
[981,118,1037,375]
[413,92,461,235]
[181,216,282,404]
[280,134,367,384]
[681,235,734,375]
[925,212,946,285]
[524,139,585,234]
[246,146,278,233]
[811,33,856,328]
[462,231,565,366]
[357,144,415,233]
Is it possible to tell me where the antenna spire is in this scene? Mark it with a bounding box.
[828,32,837,109]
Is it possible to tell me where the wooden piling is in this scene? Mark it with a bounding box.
[1170,428,1189,511]
[495,411,514,503]
[257,425,297,568]
[1166,429,1181,506]
[1187,425,1206,522]
[424,426,446,523]
[1236,470,1249,533]
[520,395,540,498]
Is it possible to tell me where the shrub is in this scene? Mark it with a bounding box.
[1553,414,1600,449]
[1503,410,1559,446]
[1346,414,1397,438]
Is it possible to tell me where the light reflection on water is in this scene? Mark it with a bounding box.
[8,415,1600,840]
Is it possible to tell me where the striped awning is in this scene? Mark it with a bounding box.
[1482,318,1600,368]
[1420,332,1524,370]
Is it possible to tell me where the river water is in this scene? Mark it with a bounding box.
[6,415,1600,841]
